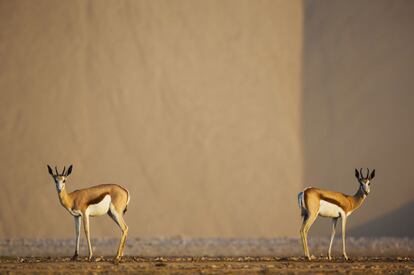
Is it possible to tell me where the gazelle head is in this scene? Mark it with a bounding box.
[355,168,375,195]
[47,165,73,192]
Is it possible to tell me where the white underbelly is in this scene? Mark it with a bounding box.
[87,195,111,217]
[318,200,343,218]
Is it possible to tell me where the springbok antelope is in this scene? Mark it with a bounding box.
[298,168,375,260]
[47,165,130,263]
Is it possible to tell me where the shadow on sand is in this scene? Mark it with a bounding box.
[349,200,414,237]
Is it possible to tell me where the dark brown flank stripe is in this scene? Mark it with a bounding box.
[304,189,352,213]
[87,192,110,206]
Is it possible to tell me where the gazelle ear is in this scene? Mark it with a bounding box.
[66,165,73,176]
[370,169,375,180]
[47,165,54,176]
[355,168,360,179]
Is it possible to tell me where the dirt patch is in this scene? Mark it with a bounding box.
[1,256,413,274]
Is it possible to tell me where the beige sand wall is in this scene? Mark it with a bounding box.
[0,1,303,237]
[303,0,414,236]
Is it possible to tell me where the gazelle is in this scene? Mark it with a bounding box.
[298,168,375,260]
[47,165,130,263]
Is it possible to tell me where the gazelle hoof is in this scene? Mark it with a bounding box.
[114,257,121,265]
[327,255,332,261]
[70,255,79,261]
[88,255,93,261]
[343,255,349,261]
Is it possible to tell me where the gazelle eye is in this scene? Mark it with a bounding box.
[63,180,66,183]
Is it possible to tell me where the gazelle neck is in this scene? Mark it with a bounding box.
[350,185,367,211]
[57,187,72,210]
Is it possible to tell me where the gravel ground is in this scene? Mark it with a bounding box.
[0,256,413,274]
[1,238,413,274]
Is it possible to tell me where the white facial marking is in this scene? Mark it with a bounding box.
[55,178,65,192]
[361,180,371,194]
[318,200,344,218]
[86,195,111,217]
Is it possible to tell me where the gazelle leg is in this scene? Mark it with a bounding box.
[71,216,82,260]
[82,213,93,260]
[301,212,318,260]
[299,215,308,258]
[328,218,338,260]
[341,213,349,260]
[118,215,128,257]
[108,205,129,263]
